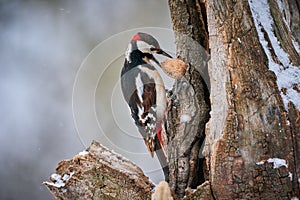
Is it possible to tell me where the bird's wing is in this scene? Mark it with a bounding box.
[121,64,168,178]
[132,68,158,156]
[121,64,159,156]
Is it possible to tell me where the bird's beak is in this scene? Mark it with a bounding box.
[156,49,173,58]
[151,49,172,68]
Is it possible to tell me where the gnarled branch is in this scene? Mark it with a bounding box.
[44,141,154,200]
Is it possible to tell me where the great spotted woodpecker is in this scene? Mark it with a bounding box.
[120,32,172,169]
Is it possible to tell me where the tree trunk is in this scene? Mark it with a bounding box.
[168,0,300,199]
[166,0,211,199]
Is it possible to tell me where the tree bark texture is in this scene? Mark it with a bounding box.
[167,0,211,199]
[281,0,300,43]
[169,0,299,199]
[268,0,300,65]
[44,141,154,200]
[205,0,300,199]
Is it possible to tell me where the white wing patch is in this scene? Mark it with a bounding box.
[137,105,144,122]
[143,112,156,124]
[135,73,144,103]
[138,106,157,124]
[136,40,154,54]
[145,122,156,131]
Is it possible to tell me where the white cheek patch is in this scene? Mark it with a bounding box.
[125,43,132,62]
[136,40,153,54]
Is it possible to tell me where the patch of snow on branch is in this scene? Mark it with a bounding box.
[78,150,89,156]
[101,151,112,156]
[49,173,65,187]
[288,172,293,181]
[275,0,284,13]
[248,0,300,110]
[291,197,299,200]
[267,158,288,168]
[180,114,191,122]
[256,158,288,169]
[62,172,74,181]
[256,161,265,165]
[43,172,75,188]
[292,40,300,53]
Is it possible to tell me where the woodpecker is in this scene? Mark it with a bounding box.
[120,32,172,169]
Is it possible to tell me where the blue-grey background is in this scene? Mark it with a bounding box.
[0,1,172,199]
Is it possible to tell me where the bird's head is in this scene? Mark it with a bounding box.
[125,32,172,65]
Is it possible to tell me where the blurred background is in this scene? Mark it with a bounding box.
[0,0,174,199]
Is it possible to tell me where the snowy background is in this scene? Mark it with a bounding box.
[0,1,173,199]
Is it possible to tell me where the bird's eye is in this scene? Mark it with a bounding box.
[150,47,156,51]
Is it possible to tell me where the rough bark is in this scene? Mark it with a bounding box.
[44,141,154,200]
[167,0,211,199]
[183,181,213,200]
[168,0,299,199]
[269,0,300,65]
[288,101,300,194]
[205,0,300,199]
[281,0,300,42]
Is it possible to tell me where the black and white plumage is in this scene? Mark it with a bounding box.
[120,32,172,164]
